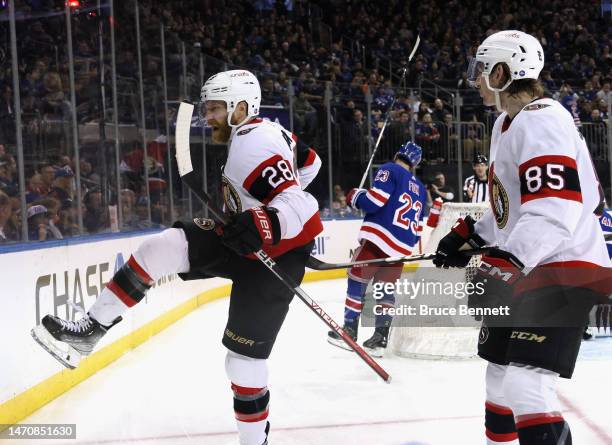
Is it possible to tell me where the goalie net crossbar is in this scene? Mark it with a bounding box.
[390,202,489,360]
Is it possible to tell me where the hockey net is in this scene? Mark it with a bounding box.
[390,202,489,360]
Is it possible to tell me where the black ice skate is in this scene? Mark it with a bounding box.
[362,327,389,357]
[327,320,358,351]
[31,313,121,369]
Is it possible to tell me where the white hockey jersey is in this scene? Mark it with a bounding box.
[222,118,323,258]
[474,98,610,288]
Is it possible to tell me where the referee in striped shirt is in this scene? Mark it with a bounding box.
[463,154,489,203]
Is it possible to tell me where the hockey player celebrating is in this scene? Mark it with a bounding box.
[434,31,610,445]
[328,142,426,356]
[32,70,323,445]
[594,208,612,334]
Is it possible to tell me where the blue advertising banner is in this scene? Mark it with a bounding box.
[259,106,290,128]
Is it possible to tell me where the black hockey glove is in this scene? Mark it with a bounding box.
[468,248,524,323]
[433,215,486,268]
[219,206,281,255]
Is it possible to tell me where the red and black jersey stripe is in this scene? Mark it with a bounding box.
[242,154,298,205]
[515,260,612,296]
[515,412,564,429]
[519,155,581,204]
[294,136,317,169]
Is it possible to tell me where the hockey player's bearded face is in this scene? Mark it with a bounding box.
[204,101,232,144]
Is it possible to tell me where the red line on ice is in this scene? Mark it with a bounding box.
[51,414,482,444]
[558,392,612,444]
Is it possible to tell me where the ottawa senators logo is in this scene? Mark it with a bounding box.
[193,218,215,231]
[222,175,242,214]
[237,128,254,136]
[489,164,509,229]
[523,103,550,111]
[478,326,489,344]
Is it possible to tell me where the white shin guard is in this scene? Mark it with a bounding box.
[225,351,269,445]
[503,363,562,421]
[89,228,190,326]
[132,228,190,279]
[486,362,510,408]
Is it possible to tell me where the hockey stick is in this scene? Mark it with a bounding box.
[307,247,491,271]
[358,34,420,189]
[308,234,612,270]
[175,103,391,383]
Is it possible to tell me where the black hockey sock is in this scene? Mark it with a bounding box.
[232,383,270,423]
[107,256,154,307]
[517,420,571,444]
[485,401,518,443]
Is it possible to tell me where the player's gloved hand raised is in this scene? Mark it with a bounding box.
[219,206,281,255]
[468,248,524,323]
[346,188,366,210]
[433,215,486,268]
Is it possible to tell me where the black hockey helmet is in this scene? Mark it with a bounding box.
[473,154,488,165]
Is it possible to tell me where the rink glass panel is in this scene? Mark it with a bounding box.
[1,1,610,247]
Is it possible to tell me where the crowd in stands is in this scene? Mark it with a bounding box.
[0,0,610,243]
[0,144,173,243]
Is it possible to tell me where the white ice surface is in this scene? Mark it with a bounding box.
[10,279,612,445]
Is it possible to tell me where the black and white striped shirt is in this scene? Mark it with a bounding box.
[463,175,489,203]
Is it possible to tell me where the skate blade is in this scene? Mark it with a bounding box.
[327,335,355,352]
[363,345,385,358]
[31,325,82,369]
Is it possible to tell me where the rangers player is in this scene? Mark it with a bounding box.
[594,208,612,334]
[327,142,426,356]
[434,31,611,445]
[31,70,322,445]
[600,207,612,259]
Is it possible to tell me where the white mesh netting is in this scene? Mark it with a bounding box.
[390,202,489,360]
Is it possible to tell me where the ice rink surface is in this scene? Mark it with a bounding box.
[11,279,612,445]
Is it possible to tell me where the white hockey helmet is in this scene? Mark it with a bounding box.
[200,69,261,128]
[467,30,544,92]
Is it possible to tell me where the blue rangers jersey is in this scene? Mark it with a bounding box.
[600,208,612,259]
[354,162,427,256]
